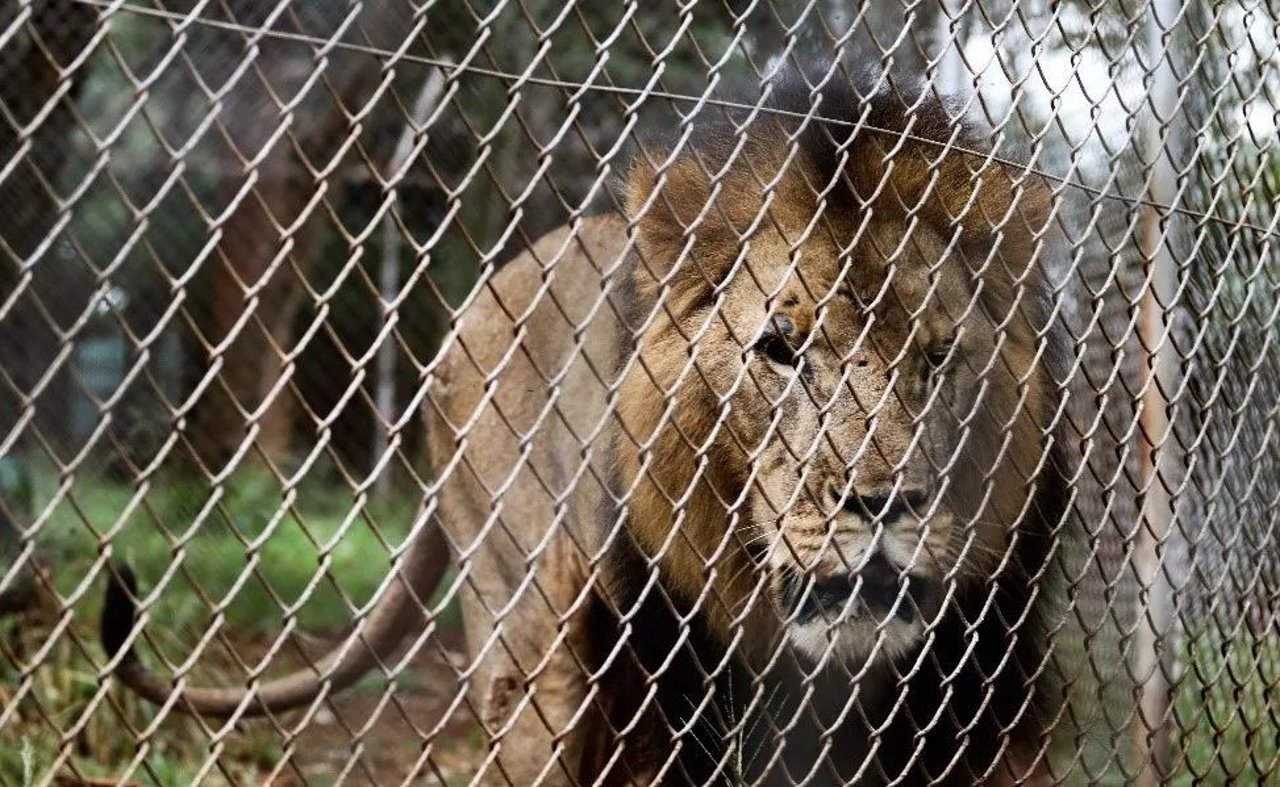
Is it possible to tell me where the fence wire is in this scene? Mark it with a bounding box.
[0,0,1277,785]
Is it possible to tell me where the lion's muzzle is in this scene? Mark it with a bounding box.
[782,553,941,625]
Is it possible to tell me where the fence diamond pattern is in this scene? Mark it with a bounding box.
[0,1,1277,785]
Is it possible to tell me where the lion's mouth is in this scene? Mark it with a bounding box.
[778,553,941,625]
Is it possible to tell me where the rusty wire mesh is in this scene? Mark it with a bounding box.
[1,0,1278,785]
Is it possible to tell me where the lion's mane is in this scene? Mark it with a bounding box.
[585,63,1070,786]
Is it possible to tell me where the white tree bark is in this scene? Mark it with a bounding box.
[933,0,966,94]
[1132,0,1183,781]
[373,66,448,496]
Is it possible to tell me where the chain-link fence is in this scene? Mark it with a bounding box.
[1,1,1277,785]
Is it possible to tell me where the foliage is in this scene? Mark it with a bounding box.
[0,463,464,785]
[25,460,450,633]
[1049,627,1280,786]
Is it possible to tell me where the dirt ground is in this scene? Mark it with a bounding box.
[272,628,487,786]
[3,571,491,787]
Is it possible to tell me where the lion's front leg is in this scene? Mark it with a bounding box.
[466,533,606,786]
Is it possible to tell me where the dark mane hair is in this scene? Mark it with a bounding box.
[590,451,1069,785]
[688,58,983,200]
[624,56,1054,320]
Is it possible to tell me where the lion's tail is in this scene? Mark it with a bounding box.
[99,514,451,717]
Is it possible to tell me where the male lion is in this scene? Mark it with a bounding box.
[102,62,1069,786]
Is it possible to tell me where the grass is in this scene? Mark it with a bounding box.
[27,463,438,634]
[0,461,469,786]
[1047,623,1280,786]
[1169,629,1280,784]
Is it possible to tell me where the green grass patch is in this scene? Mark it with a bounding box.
[26,463,457,635]
[1,592,288,787]
[1,462,464,786]
[1169,628,1280,784]
[1048,623,1280,786]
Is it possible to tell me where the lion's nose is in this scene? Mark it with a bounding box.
[845,489,928,523]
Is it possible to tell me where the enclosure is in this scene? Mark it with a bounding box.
[1,0,1278,785]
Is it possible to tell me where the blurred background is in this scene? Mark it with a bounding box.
[0,1,1276,784]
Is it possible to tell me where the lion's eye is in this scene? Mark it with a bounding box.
[756,333,799,368]
[925,341,955,372]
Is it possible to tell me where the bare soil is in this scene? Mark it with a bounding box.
[271,628,487,786]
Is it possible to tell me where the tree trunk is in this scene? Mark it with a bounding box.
[189,6,405,470]
[195,159,317,470]
[1131,0,1183,782]
[0,0,97,607]
[0,0,98,443]
[373,66,449,497]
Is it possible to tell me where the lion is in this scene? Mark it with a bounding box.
[101,61,1070,786]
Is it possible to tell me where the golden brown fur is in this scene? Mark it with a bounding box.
[424,216,631,781]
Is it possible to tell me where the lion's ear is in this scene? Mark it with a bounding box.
[936,156,1054,266]
[871,140,1053,269]
[623,151,725,287]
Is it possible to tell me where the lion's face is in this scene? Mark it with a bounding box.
[627,213,1016,664]
[617,99,1053,667]
[717,221,981,663]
